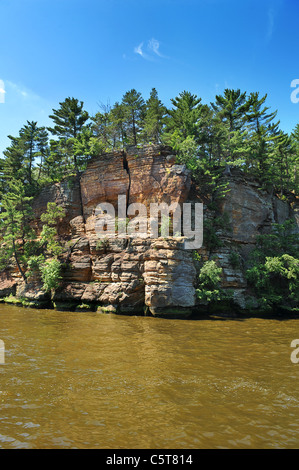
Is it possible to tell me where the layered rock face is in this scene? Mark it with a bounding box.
[1,145,297,317]
[28,145,195,317]
[214,175,297,310]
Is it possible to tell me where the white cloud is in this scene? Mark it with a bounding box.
[148,38,163,57]
[134,42,145,57]
[133,38,166,61]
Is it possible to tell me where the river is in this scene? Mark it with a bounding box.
[0,304,299,449]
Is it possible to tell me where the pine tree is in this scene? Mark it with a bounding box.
[211,89,251,162]
[121,89,145,146]
[244,92,279,181]
[164,90,202,144]
[0,180,33,282]
[110,102,127,147]
[2,134,26,189]
[211,89,249,133]
[2,122,48,195]
[48,97,90,173]
[36,127,50,180]
[142,88,166,143]
[272,131,293,193]
[91,101,117,151]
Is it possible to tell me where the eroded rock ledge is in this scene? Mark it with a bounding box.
[1,144,298,318]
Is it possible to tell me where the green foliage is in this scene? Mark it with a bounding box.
[163,91,202,144]
[27,254,45,278]
[192,251,201,262]
[0,88,298,308]
[1,121,49,196]
[247,254,299,309]
[1,87,297,198]
[199,259,222,286]
[39,203,65,257]
[203,219,222,251]
[246,220,299,309]
[40,202,65,226]
[26,202,65,295]
[250,219,298,261]
[121,89,145,146]
[196,259,228,303]
[229,251,241,269]
[48,97,90,174]
[203,213,231,251]
[0,180,34,281]
[0,198,65,296]
[40,259,62,293]
[142,88,166,143]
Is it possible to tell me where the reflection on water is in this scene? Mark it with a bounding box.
[0,304,299,449]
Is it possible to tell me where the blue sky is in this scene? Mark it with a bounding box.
[0,0,299,154]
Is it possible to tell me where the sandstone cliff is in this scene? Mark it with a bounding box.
[1,144,298,317]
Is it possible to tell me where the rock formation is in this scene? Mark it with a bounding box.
[0,144,298,318]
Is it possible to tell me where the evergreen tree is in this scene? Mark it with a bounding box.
[244,92,279,179]
[48,97,90,173]
[211,89,251,162]
[142,88,166,143]
[110,102,127,147]
[211,89,249,133]
[36,127,50,180]
[91,101,119,151]
[0,180,33,282]
[163,90,202,144]
[121,89,145,146]
[2,134,26,189]
[19,121,40,186]
[2,122,49,195]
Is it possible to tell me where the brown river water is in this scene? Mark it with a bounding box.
[0,304,299,449]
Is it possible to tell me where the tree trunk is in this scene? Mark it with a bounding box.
[12,238,27,284]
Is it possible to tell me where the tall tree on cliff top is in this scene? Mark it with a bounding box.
[142,88,166,144]
[91,101,127,151]
[110,102,127,148]
[211,89,249,133]
[121,89,145,146]
[211,89,251,163]
[269,129,298,194]
[91,101,114,152]
[244,92,279,182]
[163,90,202,146]
[48,97,90,174]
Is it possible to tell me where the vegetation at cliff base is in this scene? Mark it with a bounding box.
[246,220,299,311]
[196,259,229,303]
